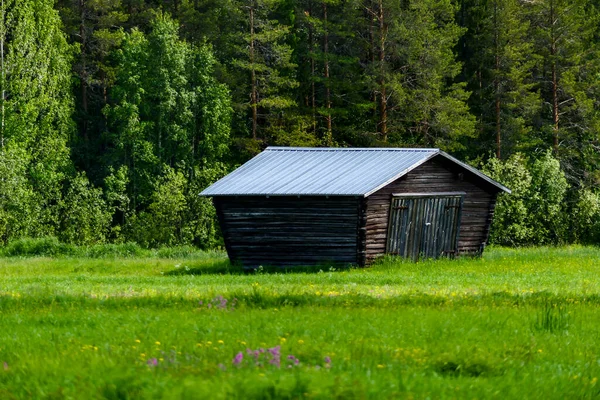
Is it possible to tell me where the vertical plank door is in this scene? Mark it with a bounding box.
[386,193,464,261]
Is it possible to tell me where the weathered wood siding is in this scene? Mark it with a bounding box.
[363,157,498,263]
[215,196,361,267]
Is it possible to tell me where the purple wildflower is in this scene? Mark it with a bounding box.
[269,358,280,367]
[215,295,227,309]
[286,355,300,366]
[147,358,158,366]
[268,346,281,356]
[324,356,331,364]
[233,352,244,366]
[264,346,281,368]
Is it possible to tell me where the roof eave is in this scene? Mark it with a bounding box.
[199,193,362,197]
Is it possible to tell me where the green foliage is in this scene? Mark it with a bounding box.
[127,168,188,248]
[377,0,476,149]
[526,0,600,178]
[483,154,532,245]
[484,151,568,245]
[0,145,37,242]
[104,165,131,241]
[0,236,72,257]
[229,0,299,143]
[104,13,231,247]
[528,152,569,243]
[458,0,540,157]
[0,0,83,243]
[572,188,600,244]
[185,165,229,249]
[60,173,112,245]
[0,237,223,258]
[0,0,599,248]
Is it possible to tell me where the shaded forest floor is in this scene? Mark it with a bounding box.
[1,246,599,399]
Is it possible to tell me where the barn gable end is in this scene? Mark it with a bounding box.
[362,156,499,263]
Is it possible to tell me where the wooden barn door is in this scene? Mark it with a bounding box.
[386,193,464,261]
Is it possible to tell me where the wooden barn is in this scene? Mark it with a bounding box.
[201,147,510,267]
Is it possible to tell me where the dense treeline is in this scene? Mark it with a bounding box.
[0,0,598,248]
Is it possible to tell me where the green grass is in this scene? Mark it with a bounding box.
[1,246,600,399]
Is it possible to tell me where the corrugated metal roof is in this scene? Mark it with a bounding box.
[200,147,511,197]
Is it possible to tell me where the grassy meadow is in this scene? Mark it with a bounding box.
[1,244,600,399]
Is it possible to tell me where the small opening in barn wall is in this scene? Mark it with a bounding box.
[386,193,464,261]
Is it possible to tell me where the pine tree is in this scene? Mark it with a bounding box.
[295,0,365,145]
[230,0,298,149]
[457,0,539,159]
[57,0,128,171]
[526,0,600,183]
[362,0,475,150]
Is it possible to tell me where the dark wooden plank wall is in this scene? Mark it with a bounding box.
[363,158,499,263]
[215,196,361,267]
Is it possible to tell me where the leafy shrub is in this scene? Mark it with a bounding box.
[184,165,228,249]
[0,237,74,257]
[0,238,222,259]
[571,188,600,244]
[0,146,44,243]
[528,153,568,243]
[483,151,568,245]
[127,168,188,248]
[60,173,112,245]
[483,153,533,245]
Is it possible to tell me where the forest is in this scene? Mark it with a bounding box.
[0,0,599,248]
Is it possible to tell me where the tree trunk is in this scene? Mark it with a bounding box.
[367,3,377,130]
[250,4,258,140]
[550,0,559,152]
[477,68,484,138]
[494,0,501,159]
[323,2,332,140]
[378,0,387,142]
[309,0,316,133]
[0,0,5,149]
[79,0,89,147]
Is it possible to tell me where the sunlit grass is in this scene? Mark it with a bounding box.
[1,246,599,399]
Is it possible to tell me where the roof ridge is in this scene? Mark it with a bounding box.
[265,147,439,152]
